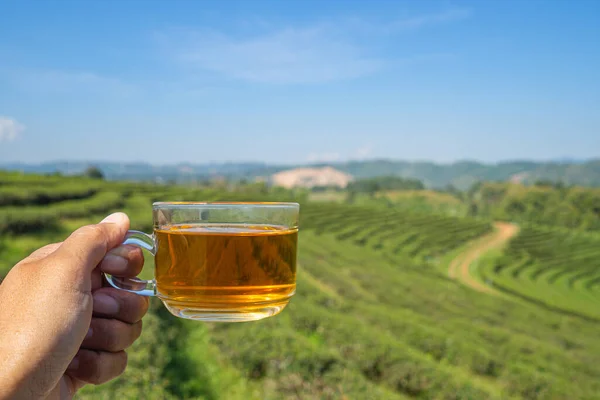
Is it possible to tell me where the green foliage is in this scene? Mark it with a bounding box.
[299,203,491,263]
[0,191,124,234]
[5,158,600,189]
[83,166,105,180]
[533,179,565,189]
[208,230,599,399]
[80,300,256,400]
[78,301,175,400]
[0,184,99,206]
[2,173,600,399]
[0,207,60,235]
[376,189,468,216]
[479,226,600,320]
[335,159,600,189]
[470,182,600,231]
[0,170,103,186]
[347,176,425,194]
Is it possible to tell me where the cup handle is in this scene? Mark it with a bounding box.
[104,230,157,297]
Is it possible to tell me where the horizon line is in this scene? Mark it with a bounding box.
[0,157,597,168]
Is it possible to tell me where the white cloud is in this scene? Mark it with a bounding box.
[160,8,470,85]
[5,69,135,96]
[0,117,25,142]
[354,144,374,159]
[387,9,472,31]
[307,152,341,163]
[167,27,382,84]
[306,144,375,163]
[338,8,471,35]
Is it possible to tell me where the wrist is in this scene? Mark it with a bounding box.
[0,349,49,400]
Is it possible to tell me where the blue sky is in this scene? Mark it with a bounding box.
[0,0,599,165]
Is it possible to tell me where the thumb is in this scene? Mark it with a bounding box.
[54,213,130,281]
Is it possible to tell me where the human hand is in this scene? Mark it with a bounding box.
[0,213,149,399]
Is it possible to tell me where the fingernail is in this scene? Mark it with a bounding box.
[101,212,126,224]
[68,356,79,370]
[108,244,140,259]
[93,293,120,315]
[85,327,93,339]
[101,253,128,273]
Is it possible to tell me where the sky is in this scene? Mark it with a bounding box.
[0,0,599,165]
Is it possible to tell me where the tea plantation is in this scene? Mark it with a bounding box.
[1,171,599,399]
[478,226,600,321]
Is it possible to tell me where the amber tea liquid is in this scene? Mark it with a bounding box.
[154,224,297,321]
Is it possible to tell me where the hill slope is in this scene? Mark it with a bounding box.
[1,173,599,399]
[3,158,600,189]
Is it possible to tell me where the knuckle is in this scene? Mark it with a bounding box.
[141,296,150,315]
[30,243,57,256]
[105,340,123,353]
[106,325,126,352]
[117,351,128,375]
[120,321,142,349]
[94,319,125,352]
[131,294,150,321]
[13,243,58,268]
[132,320,143,341]
[72,350,128,385]
[116,290,148,323]
[97,319,142,351]
[87,351,127,384]
[77,225,105,242]
[6,261,36,281]
[9,261,27,274]
[84,352,103,383]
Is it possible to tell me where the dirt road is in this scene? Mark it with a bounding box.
[448,222,519,294]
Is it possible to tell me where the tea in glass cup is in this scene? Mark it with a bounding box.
[105,202,299,322]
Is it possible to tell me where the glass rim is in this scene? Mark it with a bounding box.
[152,201,299,208]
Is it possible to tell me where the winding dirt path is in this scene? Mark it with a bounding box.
[448,222,519,294]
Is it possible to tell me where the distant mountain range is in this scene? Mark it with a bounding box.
[2,159,600,189]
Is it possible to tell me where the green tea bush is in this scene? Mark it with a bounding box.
[0,191,124,234]
[0,207,59,234]
[52,191,123,219]
[479,226,600,320]
[0,184,99,206]
[3,174,600,399]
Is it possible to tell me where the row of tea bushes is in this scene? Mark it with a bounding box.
[0,184,100,206]
[0,191,124,234]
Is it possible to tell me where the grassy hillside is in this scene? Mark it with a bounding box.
[326,159,600,188]
[1,172,599,399]
[309,189,468,216]
[3,158,600,189]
